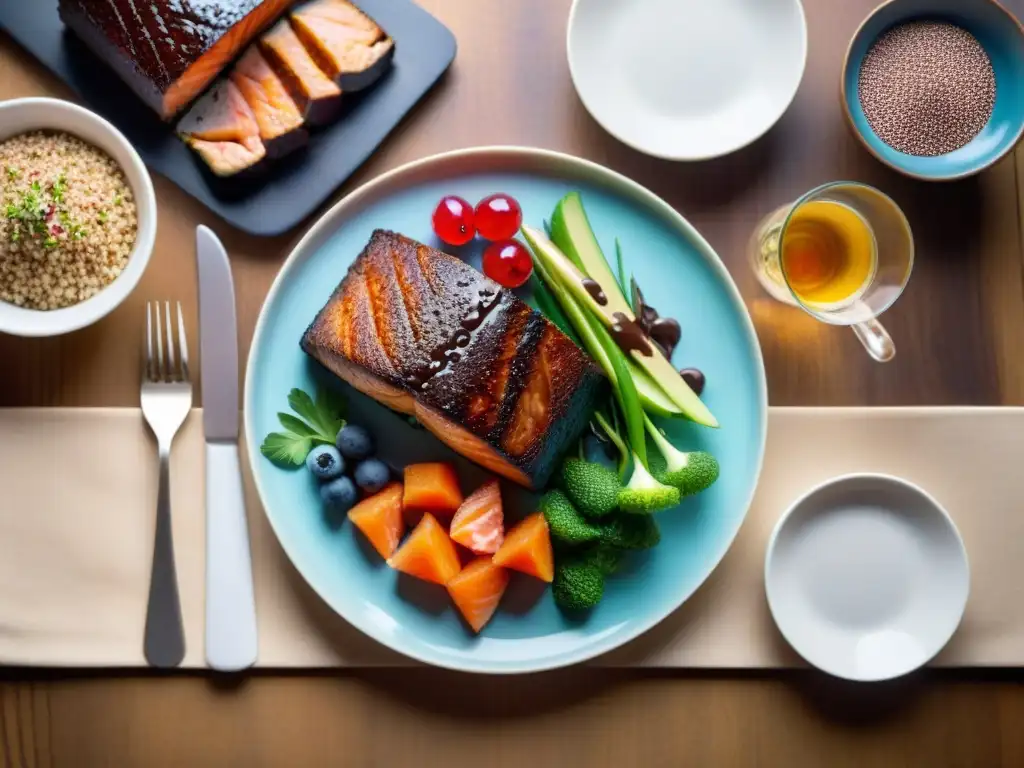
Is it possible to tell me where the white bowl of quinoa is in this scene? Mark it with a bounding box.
[0,97,156,336]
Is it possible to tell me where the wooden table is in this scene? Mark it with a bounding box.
[2,0,1024,764]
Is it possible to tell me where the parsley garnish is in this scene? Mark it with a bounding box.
[6,166,18,181]
[98,209,108,223]
[50,173,67,203]
[260,387,347,468]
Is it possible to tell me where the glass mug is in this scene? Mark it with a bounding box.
[749,182,913,362]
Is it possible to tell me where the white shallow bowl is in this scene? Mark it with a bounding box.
[0,98,156,337]
[765,474,969,682]
[567,0,808,160]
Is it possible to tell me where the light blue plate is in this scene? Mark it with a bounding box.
[243,147,767,673]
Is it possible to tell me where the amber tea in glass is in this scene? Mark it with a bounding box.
[749,182,913,362]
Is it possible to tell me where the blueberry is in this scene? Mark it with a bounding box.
[335,424,374,460]
[306,445,344,481]
[354,458,391,494]
[320,475,358,512]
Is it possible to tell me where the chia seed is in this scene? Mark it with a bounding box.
[858,20,996,157]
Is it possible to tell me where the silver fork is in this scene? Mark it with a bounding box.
[141,301,192,668]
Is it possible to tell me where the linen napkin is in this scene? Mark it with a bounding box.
[0,407,1019,668]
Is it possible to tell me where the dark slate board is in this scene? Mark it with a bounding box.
[0,1,456,236]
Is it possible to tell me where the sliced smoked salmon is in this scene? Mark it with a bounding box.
[402,463,464,526]
[387,513,462,585]
[183,135,267,177]
[59,0,294,120]
[291,0,394,91]
[449,480,504,555]
[492,512,554,583]
[230,46,308,158]
[348,482,405,559]
[447,557,510,633]
[301,231,606,490]
[260,19,342,126]
[177,80,267,175]
[177,80,261,143]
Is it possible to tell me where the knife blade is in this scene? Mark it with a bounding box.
[197,226,238,441]
[196,224,257,672]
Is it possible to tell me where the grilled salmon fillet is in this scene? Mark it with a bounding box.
[260,19,343,126]
[177,80,267,175]
[59,0,296,120]
[301,231,606,490]
[230,46,308,157]
[290,0,394,91]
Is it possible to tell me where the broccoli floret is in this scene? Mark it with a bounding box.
[585,543,625,575]
[540,489,601,545]
[561,458,622,518]
[617,453,681,514]
[553,558,605,612]
[599,514,661,550]
[644,415,720,496]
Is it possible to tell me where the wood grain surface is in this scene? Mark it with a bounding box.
[2,0,1024,765]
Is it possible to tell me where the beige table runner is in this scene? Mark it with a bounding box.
[0,407,1018,669]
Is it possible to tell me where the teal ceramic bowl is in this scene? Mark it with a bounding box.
[243,147,767,673]
[842,0,1024,180]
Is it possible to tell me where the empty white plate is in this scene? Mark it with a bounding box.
[765,474,969,681]
[567,0,808,160]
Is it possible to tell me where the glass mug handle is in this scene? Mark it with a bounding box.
[852,318,895,362]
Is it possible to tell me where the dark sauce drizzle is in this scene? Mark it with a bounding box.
[631,279,681,359]
[582,278,608,306]
[610,312,653,357]
[406,288,502,389]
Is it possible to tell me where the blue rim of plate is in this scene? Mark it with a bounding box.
[243,146,768,673]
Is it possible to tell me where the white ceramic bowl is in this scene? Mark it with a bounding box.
[567,0,808,161]
[765,474,969,682]
[0,97,156,336]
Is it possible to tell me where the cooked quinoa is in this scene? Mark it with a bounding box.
[0,130,137,310]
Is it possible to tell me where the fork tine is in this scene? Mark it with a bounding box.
[146,302,154,381]
[154,301,165,381]
[164,301,176,381]
[177,302,190,382]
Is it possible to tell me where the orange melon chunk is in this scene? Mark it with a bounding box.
[449,480,504,555]
[492,512,554,583]
[347,482,405,559]
[403,462,463,526]
[387,512,461,585]
[447,557,510,633]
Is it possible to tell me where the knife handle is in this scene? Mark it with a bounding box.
[204,442,258,672]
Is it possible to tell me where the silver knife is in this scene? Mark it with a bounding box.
[196,225,258,672]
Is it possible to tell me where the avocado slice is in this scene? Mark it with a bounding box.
[523,225,718,428]
[531,239,681,417]
[550,192,633,316]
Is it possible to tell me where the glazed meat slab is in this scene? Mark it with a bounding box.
[301,230,606,489]
[59,0,295,120]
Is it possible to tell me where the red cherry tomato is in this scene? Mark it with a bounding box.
[482,239,533,289]
[474,194,523,241]
[432,196,475,246]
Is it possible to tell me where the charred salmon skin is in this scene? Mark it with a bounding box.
[301,231,606,490]
[260,19,342,126]
[177,80,267,175]
[290,0,395,91]
[230,46,308,158]
[59,0,296,120]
